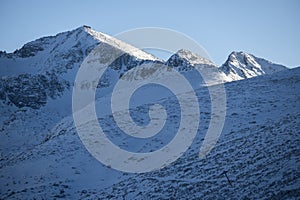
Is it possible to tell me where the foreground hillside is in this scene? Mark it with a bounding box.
[0,66,299,199]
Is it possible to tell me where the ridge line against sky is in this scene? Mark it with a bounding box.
[0,0,299,67]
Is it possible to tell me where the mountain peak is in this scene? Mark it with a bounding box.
[82,25,92,29]
[227,51,256,64]
[72,26,159,61]
[73,25,91,31]
[221,51,287,80]
[1,25,161,79]
[166,49,214,70]
[70,25,92,34]
[175,49,214,65]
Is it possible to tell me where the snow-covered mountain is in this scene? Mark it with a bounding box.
[0,26,164,109]
[166,49,288,85]
[166,49,214,69]
[0,26,298,199]
[220,51,287,80]
[0,26,162,168]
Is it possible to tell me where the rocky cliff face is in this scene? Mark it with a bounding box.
[0,72,69,109]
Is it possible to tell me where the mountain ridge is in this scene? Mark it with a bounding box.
[0,26,290,110]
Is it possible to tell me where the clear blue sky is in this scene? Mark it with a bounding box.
[1,0,299,67]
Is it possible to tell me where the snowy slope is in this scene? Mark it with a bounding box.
[0,66,299,199]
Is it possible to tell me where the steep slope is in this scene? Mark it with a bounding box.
[1,67,299,199]
[98,67,299,199]
[220,51,287,80]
